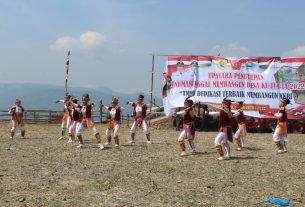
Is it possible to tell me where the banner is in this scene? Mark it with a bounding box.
[162,56,305,119]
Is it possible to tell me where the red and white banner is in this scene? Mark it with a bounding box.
[162,56,305,119]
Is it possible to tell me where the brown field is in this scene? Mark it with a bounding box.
[0,123,305,207]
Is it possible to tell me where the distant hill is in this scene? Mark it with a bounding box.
[0,83,162,111]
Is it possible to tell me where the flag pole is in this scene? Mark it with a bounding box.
[148,55,155,126]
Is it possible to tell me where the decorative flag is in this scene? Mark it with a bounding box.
[65,51,71,95]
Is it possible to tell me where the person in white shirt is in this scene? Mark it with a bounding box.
[102,97,124,147]
[174,99,196,156]
[8,99,26,139]
[126,94,151,144]
[67,98,81,143]
[269,98,290,154]
[171,61,185,81]
[233,101,247,151]
[56,94,72,140]
[73,94,104,150]
[209,98,234,160]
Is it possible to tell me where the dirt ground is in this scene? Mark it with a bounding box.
[0,123,305,207]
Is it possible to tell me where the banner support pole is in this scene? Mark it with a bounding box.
[149,55,155,126]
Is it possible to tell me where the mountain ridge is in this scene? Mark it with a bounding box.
[0,83,161,111]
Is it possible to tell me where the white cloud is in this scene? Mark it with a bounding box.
[283,45,305,57]
[209,43,249,56]
[49,36,79,51]
[79,32,106,48]
[50,31,106,52]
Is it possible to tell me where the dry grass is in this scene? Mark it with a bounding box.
[0,123,305,207]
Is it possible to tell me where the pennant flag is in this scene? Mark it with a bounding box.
[65,79,68,93]
[65,51,71,94]
[66,60,69,75]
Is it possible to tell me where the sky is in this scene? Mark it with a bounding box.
[1,0,305,98]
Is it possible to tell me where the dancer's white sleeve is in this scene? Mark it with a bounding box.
[233,111,240,117]
[176,111,186,115]
[274,113,283,118]
[209,111,220,116]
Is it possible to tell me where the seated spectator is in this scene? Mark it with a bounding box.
[247,118,256,133]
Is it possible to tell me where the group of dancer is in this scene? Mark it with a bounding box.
[55,93,151,149]
[8,94,290,160]
[175,97,290,160]
[8,94,151,149]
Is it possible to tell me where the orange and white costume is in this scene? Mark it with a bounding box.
[103,104,124,147]
[126,95,151,144]
[67,102,81,143]
[60,100,72,132]
[176,101,196,156]
[75,103,98,136]
[271,98,290,154]
[57,98,72,140]
[233,109,247,150]
[104,105,123,138]
[209,98,234,160]
[72,94,104,150]
[129,102,150,135]
[9,105,25,136]
[273,107,288,152]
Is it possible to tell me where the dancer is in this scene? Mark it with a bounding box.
[67,97,81,143]
[8,99,26,139]
[56,94,72,140]
[175,98,196,156]
[126,94,151,144]
[209,98,234,160]
[270,98,290,153]
[233,101,247,150]
[74,94,104,149]
[102,97,123,147]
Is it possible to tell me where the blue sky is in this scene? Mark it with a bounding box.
[0,0,305,98]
